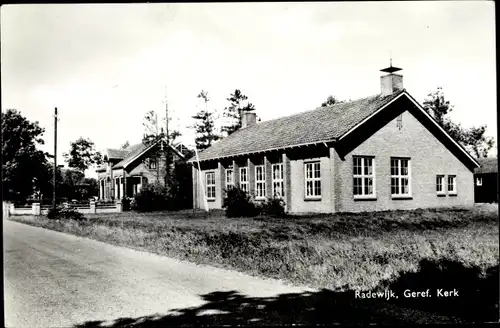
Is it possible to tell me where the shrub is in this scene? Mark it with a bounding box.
[46,206,86,221]
[222,185,259,218]
[260,197,286,217]
[121,197,132,211]
[132,182,171,212]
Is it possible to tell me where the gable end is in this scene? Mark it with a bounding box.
[336,92,479,172]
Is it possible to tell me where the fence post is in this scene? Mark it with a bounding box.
[90,201,96,214]
[3,202,10,220]
[32,203,41,216]
[9,203,15,215]
[116,200,123,213]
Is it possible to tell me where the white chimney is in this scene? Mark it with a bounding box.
[380,61,403,97]
[241,111,257,128]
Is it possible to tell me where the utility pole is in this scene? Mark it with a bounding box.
[53,107,58,210]
[165,89,170,187]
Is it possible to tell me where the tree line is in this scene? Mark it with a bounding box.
[1,109,103,202]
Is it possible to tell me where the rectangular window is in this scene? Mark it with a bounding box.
[391,158,411,197]
[448,175,457,194]
[148,158,157,169]
[225,168,234,189]
[436,175,445,195]
[353,156,375,198]
[476,177,482,186]
[239,167,248,193]
[205,172,216,200]
[305,161,321,198]
[272,163,284,198]
[255,165,266,199]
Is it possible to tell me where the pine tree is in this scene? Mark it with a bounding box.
[221,89,256,136]
[192,90,220,151]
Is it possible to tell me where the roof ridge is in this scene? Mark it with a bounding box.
[193,89,408,161]
[243,94,382,129]
[225,93,389,139]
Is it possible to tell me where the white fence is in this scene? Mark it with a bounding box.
[3,201,122,219]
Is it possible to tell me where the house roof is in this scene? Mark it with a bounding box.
[96,144,145,172]
[475,157,498,174]
[112,143,148,169]
[188,89,479,170]
[106,148,131,159]
[190,89,405,162]
[96,139,187,171]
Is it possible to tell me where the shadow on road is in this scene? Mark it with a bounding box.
[74,259,499,327]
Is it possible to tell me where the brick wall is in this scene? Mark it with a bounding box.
[190,108,475,213]
[289,154,334,213]
[335,110,474,212]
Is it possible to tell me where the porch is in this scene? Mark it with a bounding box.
[98,176,148,200]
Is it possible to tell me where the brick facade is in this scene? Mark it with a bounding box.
[192,108,475,213]
[335,110,473,212]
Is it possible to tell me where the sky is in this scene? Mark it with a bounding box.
[1,2,497,178]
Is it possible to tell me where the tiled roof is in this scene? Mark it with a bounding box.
[192,89,405,162]
[106,148,130,159]
[112,143,148,169]
[97,139,189,173]
[475,157,498,174]
[96,143,146,172]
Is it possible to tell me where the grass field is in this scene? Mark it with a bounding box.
[10,204,499,293]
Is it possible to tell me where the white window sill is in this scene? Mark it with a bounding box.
[354,195,377,201]
[392,195,412,200]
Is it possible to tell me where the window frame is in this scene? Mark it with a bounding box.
[352,156,376,199]
[225,168,234,189]
[436,175,445,196]
[448,175,457,195]
[255,164,266,200]
[205,171,216,200]
[272,163,284,198]
[148,157,157,170]
[304,161,321,199]
[390,157,412,198]
[476,177,483,186]
[239,167,249,193]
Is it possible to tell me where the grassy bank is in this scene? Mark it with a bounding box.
[10,205,499,292]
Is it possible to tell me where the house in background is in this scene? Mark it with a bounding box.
[474,157,498,203]
[96,138,188,201]
[189,64,480,213]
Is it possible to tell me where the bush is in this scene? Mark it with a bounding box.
[46,206,86,221]
[260,197,286,217]
[132,182,171,212]
[121,197,132,211]
[222,185,259,218]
